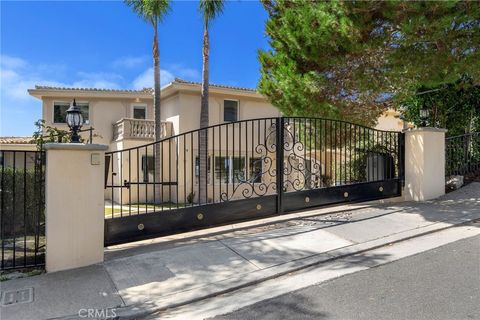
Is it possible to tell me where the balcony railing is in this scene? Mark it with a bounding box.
[112,118,173,141]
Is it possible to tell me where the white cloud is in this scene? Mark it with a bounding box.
[131,64,201,89]
[1,55,27,69]
[168,64,201,80]
[0,55,69,135]
[112,56,148,69]
[0,60,124,102]
[0,62,65,101]
[0,55,200,136]
[74,71,123,89]
[132,67,175,89]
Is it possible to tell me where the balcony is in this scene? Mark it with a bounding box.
[112,118,173,141]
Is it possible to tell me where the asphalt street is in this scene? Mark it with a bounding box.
[211,235,480,320]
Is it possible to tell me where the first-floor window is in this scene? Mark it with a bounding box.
[142,155,155,182]
[214,156,246,184]
[214,156,230,184]
[249,158,263,183]
[232,157,246,183]
[53,102,89,124]
[195,156,211,184]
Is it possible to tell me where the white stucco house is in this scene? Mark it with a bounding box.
[0,79,407,205]
[0,78,405,151]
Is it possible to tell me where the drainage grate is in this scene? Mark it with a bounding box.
[1,288,34,306]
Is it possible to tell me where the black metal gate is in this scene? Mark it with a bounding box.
[446,132,480,177]
[1,150,45,270]
[104,117,404,245]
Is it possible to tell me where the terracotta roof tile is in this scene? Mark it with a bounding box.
[173,78,257,92]
[32,79,257,95]
[0,137,35,144]
[34,85,153,94]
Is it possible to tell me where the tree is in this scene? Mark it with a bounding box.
[198,0,224,204]
[402,77,480,136]
[125,0,170,141]
[125,0,170,202]
[259,0,480,126]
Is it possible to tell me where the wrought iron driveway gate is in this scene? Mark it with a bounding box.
[105,117,404,245]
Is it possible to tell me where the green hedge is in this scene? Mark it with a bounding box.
[1,167,45,238]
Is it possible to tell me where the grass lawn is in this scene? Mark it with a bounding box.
[104,207,124,216]
[131,202,187,209]
[105,202,188,217]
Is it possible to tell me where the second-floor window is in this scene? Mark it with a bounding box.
[133,105,146,119]
[224,100,238,122]
[53,102,89,124]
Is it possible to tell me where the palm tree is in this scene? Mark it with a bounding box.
[198,0,224,204]
[125,0,170,201]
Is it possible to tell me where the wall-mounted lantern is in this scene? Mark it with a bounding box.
[66,99,84,143]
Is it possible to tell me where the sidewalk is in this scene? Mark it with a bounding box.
[1,183,480,320]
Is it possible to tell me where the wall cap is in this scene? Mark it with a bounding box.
[402,127,448,134]
[44,143,108,151]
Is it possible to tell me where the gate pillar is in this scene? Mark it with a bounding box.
[404,128,447,201]
[44,143,108,272]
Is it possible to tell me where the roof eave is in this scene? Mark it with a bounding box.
[170,82,265,99]
[28,88,153,100]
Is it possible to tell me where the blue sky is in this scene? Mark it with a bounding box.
[0,0,269,136]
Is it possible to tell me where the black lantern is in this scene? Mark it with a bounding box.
[66,99,84,143]
[419,105,429,127]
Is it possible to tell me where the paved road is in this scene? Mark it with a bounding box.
[211,235,480,320]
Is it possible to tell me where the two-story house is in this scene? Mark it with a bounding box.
[1,79,406,206]
[21,79,282,205]
[25,78,281,150]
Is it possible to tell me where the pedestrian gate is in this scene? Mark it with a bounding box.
[105,117,404,245]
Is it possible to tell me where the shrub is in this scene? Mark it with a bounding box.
[1,166,45,238]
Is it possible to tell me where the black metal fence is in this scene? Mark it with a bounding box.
[0,150,45,270]
[105,117,404,245]
[446,132,480,177]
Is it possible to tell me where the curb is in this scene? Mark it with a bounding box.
[53,216,479,320]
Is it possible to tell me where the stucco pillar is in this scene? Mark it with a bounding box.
[404,128,447,201]
[44,143,108,272]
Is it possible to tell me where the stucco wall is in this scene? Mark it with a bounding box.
[44,143,107,272]
[176,92,281,134]
[404,128,446,201]
[41,96,153,145]
[375,110,405,132]
[35,90,279,148]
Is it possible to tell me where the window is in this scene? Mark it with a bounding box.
[249,157,263,183]
[232,157,246,183]
[214,156,246,183]
[142,155,155,182]
[224,100,238,122]
[214,156,230,184]
[133,105,146,119]
[195,156,211,184]
[53,102,89,124]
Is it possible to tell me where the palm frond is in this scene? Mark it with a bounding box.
[199,0,225,26]
[125,0,170,25]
